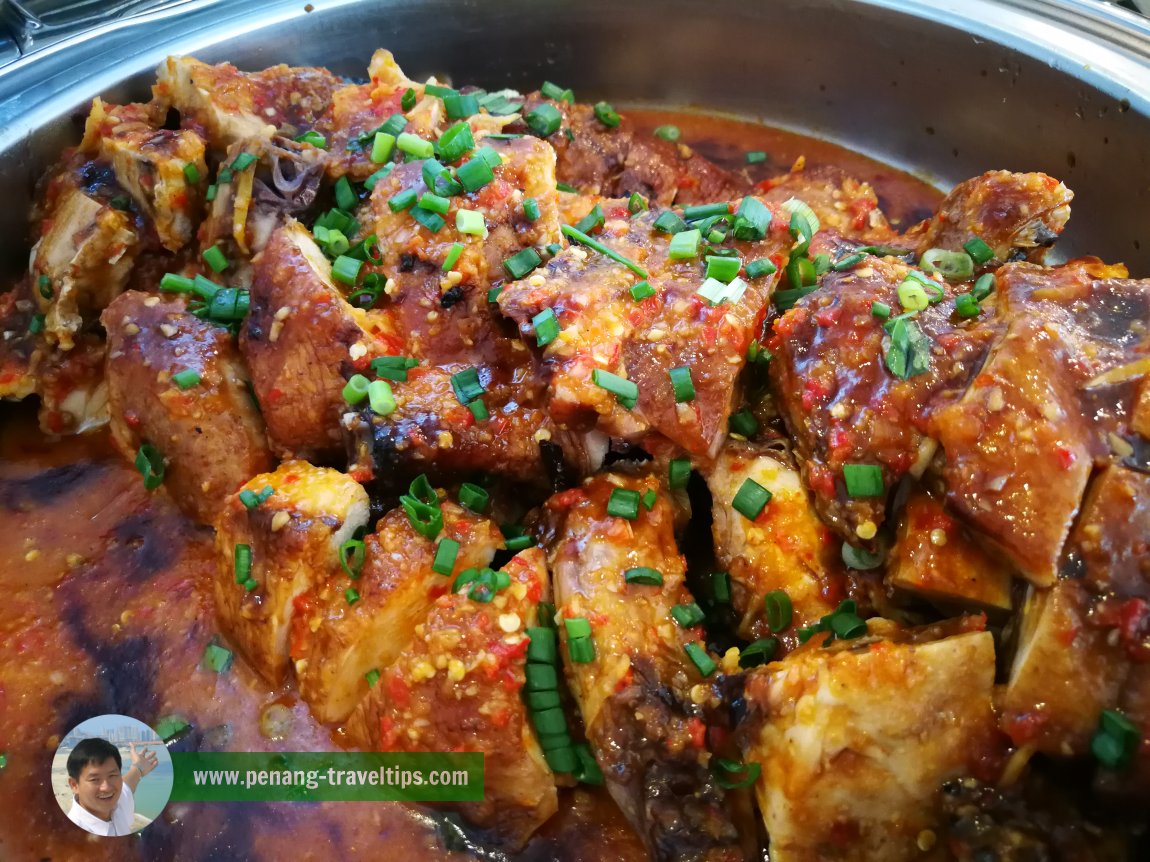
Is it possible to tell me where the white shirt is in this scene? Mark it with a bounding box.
[67,782,135,836]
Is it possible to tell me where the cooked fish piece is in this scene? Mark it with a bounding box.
[886,489,1014,613]
[31,185,139,351]
[705,443,845,642]
[80,98,207,252]
[350,549,557,850]
[1068,465,1150,601]
[906,170,1072,266]
[933,259,1150,584]
[155,55,339,149]
[0,284,38,401]
[498,200,788,457]
[241,220,402,460]
[1001,581,1128,756]
[769,254,997,545]
[296,495,504,723]
[514,94,743,205]
[758,164,895,243]
[212,461,370,685]
[543,473,744,862]
[198,136,326,286]
[102,291,273,523]
[34,332,109,435]
[740,629,998,862]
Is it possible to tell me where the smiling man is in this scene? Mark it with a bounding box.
[65,738,159,836]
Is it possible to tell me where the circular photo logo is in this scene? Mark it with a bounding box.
[53,714,173,836]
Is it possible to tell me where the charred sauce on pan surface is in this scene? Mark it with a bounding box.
[0,114,940,861]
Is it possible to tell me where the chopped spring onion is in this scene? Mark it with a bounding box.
[871,301,892,319]
[451,367,486,404]
[172,369,201,389]
[503,247,542,280]
[365,668,381,688]
[745,258,777,279]
[202,244,228,273]
[295,130,327,149]
[541,81,574,103]
[653,210,688,234]
[671,602,706,628]
[343,373,370,404]
[388,188,418,212]
[332,255,363,287]
[1092,708,1142,770]
[713,758,762,790]
[456,208,486,236]
[843,463,883,498]
[437,121,475,162]
[468,399,489,421]
[233,543,252,584]
[684,642,716,676]
[955,292,981,318]
[630,280,655,301]
[729,409,759,438]
[594,101,621,127]
[231,152,257,173]
[526,626,558,663]
[459,482,490,513]
[401,495,443,540]
[963,236,995,265]
[574,204,605,235]
[654,124,680,142]
[371,355,419,382]
[669,366,695,402]
[591,368,638,409]
[668,458,691,490]
[842,542,884,570]
[183,163,201,184]
[568,636,596,664]
[972,273,996,301]
[396,132,434,159]
[711,571,731,604]
[738,637,778,668]
[523,198,541,222]
[442,242,464,272]
[683,202,731,221]
[884,317,932,380]
[239,485,274,509]
[564,616,592,639]
[432,538,460,576]
[418,192,450,214]
[367,379,396,415]
[345,587,361,605]
[732,477,771,520]
[334,176,358,211]
[533,307,561,346]
[745,151,768,164]
[424,84,457,98]
[340,539,366,578]
[625,567,664,586]
[370,131,396,164]
[606,487,642,520]
[134,443,165,490]
[201,642,234,673]
[732,196,772,241]
[697,276,748,306]
[764,590,793,632]
[642,488,656,510]
[705,255,741,283]
[526,103,563,137]
[628,192,648,213]
[921,247,974,281]
[524,662,558,691]
[668,228,702,259]
[561,224,649,278]
[410,206,446,233]
[457,155,494,192]
[443,93,479,119]
[402,87,417,110]
[897,278,930,312]
[832,252,867,271]
[206,184,218,201]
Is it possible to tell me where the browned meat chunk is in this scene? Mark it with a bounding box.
[155,56,339,149]
[886,489,1014,612]
[933,259,1150,584]
[499,199,788,457]
[705,443,845,642]
[543,473,744,862]
[102,291,272,523]
[241,221,401,460]
[769,255,996,545]
[350,549,557,850]
[79,98,208,252]
[212,462,370,684]
[295,494,504,723]
[740,629,998,862]
[759,164,895,244]
[905,170,1072,266]
[1001,581,1128,755]
[514,94,743,205]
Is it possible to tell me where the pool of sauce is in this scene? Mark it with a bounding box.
[0,113,941,861]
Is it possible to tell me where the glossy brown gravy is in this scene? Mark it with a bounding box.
[0,113,940,862]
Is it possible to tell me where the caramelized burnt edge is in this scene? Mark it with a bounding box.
[0,45,1147,862]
